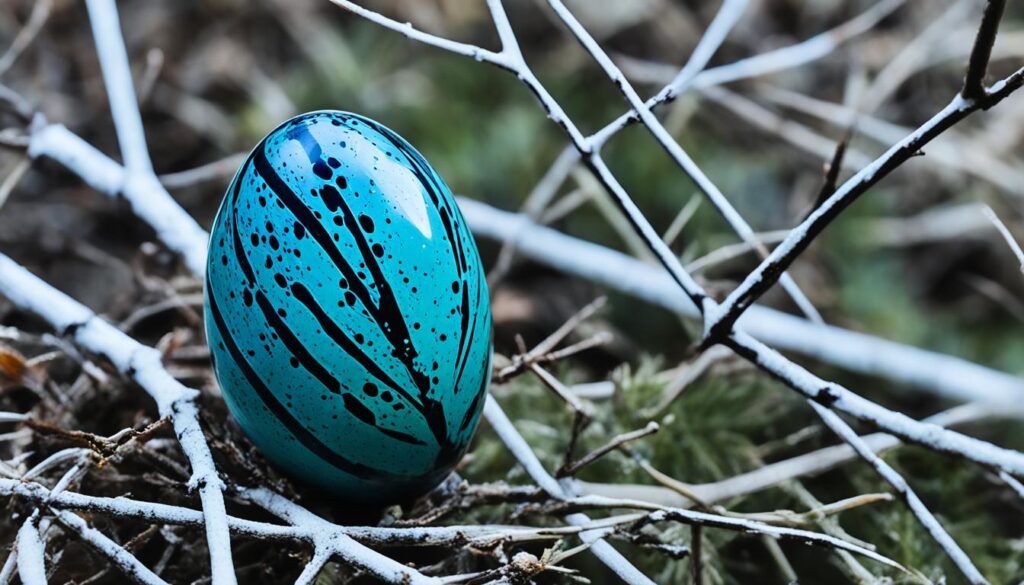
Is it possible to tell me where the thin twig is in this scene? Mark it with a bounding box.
[0,253,235,584]
[0,0,52,77]
[982,205,1024,273]
[703,65,1024,342]
[558,422,659,478]
[962,0,1007,100]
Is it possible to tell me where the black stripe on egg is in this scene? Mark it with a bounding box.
[251,131,452,447]
[226,170,428,448]
[206,289,391,482]
[351,117,480,406]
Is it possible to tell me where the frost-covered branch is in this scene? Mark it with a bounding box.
[17,116,1024,410]
[0,252,234,584]
[0,476,900,576]
[459,198,1024,409]
[483,397,656,584]
[532,17,969,567]
[27,118,209,277]
[805,403,983,583]
[54,511,170,585]
[15,519,46,585]
[491,0,892,286]
[982,205,1024,272]
[546,0,823,324]
[702,0,1022,341]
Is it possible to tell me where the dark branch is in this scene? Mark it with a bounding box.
[962,0,1007,100]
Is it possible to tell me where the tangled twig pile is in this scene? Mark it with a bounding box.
[0,0,1022,583]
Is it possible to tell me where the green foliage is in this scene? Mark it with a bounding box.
[254,17,1024,583]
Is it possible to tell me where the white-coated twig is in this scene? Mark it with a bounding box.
[807,403,984,583]
[84,0,153,174]
[547,0,823,325]
[756,85,1024,195]
[727,329,1024,473]
[15,518,46,585]
[55,511,170,585]
[982,205,1024,273]
[0,476,900,573]
[0,253,235,585]
[238,487,441,585]
[703,1,1024,341]
[13,112,1024,411]
[483,396,656,585]
[458,198,1024,409]
[75,0,209,275]
[0,478,616,549]
[488,0,742,283]
[27,121,209,277]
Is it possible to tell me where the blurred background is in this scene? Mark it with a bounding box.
[1,0,1024,582]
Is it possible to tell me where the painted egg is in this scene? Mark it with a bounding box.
[204,111,492,502]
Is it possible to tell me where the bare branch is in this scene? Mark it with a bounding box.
[557,422,659,478]
[982,205,1024,273]
[962,0,1008,100]
[55,511,170,585]
[0,253,234,584]
[548,0,823,324]
[704,67,1024,343]
[0,0,52,77]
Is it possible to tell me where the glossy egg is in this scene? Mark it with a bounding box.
[204,111,492,502]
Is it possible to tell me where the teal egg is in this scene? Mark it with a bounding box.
[204,111,492,502]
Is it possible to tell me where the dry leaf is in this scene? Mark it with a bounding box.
[0,344,26,383]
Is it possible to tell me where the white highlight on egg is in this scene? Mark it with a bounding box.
[311,120,433,239]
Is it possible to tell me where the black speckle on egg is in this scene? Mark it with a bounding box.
[205,110,493,502]
[321,185,343,212]
[358,215,374,233]
[313,160,332,179]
